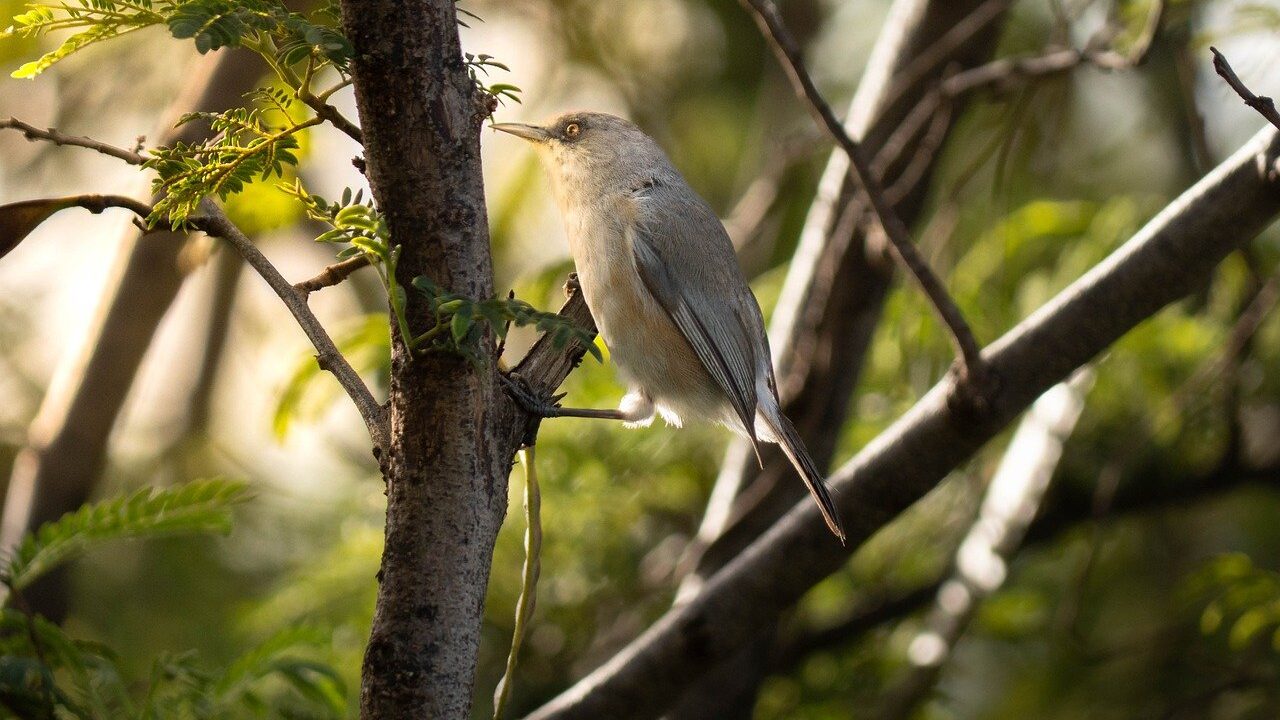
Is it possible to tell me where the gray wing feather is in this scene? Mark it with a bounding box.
[629,182,764,446]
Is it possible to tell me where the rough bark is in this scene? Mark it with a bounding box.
[337,2,512,717]
[0,49,264,621]
[524,127,1280,720]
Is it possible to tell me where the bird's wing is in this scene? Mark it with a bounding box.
[628,181,766,447]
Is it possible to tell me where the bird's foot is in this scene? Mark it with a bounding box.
[500,371,565,418]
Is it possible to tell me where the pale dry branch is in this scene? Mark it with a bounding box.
[875,369,1094,720]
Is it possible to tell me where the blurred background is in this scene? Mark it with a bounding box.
[2,0,1280,717]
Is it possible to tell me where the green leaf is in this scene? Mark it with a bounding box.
[451,303,475,344]
[1229,607,1275,650]
[211,625,345,714]
[12,24,122,79]
[4,479,252,592]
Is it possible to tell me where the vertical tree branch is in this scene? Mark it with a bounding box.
[337,1,508,717]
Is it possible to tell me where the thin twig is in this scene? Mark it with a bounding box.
[1,117,146,165]
[5,191,389,450]
[880,0,1012,113]
[283,55,363,143]
[190,204,388,450]
[1211,47,1280,132]
[294,254,372,297]
[878,0,1164,195]
[739,0,987,389]
[0,121,387,446]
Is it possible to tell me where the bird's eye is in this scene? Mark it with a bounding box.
[564,122,581,138]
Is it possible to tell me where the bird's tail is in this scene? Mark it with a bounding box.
[759,410,847,544]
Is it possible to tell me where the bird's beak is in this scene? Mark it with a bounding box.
[490,123,551,143]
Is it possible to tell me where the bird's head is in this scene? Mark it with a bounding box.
[491,112,674,198]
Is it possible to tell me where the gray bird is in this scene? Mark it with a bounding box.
[493,112,845,543]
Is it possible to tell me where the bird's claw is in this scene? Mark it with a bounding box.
[499,372,563,418]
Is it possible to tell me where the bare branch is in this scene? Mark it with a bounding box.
[0,116,388,448]
[13,194,389,450]
[524,127,1280,720]
[1211,46,1280,133]
[739,0,987,390]
[293,254,372,297]
[875,369,1093,720]
[0,117,146,165]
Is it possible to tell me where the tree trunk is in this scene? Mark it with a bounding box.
[339,2,508,717]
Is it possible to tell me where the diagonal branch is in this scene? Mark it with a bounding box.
[0,120,388,449]
[299,92,363,143]
[739,0,986,390]
[189,204,388,451]
[523,126,1280,720]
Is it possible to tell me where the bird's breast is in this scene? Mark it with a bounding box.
[561,198,712,399]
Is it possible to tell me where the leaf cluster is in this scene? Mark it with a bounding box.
[0,480,345,719]
[0,613,346,719]
[465,52,522,108]
[3,478,251,593]
[147,88,307,224]
[5,0,352,78]
[280,181,420,351]
[410,277,601,365]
